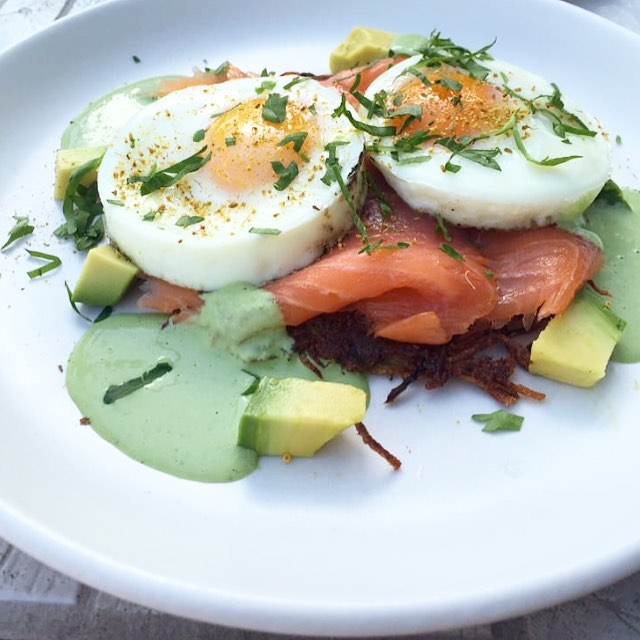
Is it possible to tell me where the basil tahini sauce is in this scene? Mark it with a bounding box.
[582,188,640,363]
[66,282,368,482]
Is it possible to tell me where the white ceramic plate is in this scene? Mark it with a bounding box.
[1,0,640,634]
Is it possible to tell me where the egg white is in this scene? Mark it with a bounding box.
[98,77,364,290]
[363,55,611,229]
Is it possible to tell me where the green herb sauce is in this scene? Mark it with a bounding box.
[66,283,368,482]
[583,189,640,362]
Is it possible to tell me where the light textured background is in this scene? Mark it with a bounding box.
[1,1,640,638]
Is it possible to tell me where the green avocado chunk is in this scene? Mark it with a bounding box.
[237,376,367,457]
[329,26,396,73]
[72,244,139,306]
[529,287,626,388]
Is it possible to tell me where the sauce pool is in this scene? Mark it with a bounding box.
[66,283,368,482]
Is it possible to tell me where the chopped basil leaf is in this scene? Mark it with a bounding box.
[440,243,464,261]
[262,93,288,123]
[472,410,523,432]
[128,146,211,196]
[256,79,277,94]
[241,370,261,395]
[2,216,34,251]
[225,136,236,146]
[249,227,282,235]
[103,361,173,405]
[93,305,113,323]
[271,160,299,190]
[333,94,396,137]
[278,131,308,153]
[175,215,204,227]
[192,129,206,142]
[57,154,105,251]
[483,268,495,279]
[396,155,432,165]
[142,211,157,221]
[510,123,580,166]
[436,76,463,91]
[435,213,452,242]
[106,199,124,206]
[26,249,62,279]
[283,76,308,90]
[64,281,112,323]
[438,137,502,171]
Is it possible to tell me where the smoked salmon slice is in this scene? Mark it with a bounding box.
[475,227,604,326]
[138,276,203,321]
[265,186,498,345]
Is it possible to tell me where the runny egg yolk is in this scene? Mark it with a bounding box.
[390,68,514,139]
[206,97,319,192]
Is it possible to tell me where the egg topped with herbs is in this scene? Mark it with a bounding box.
[356,50,610,228]
[98,76,364,290]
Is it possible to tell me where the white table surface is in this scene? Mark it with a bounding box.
[2,1,640,638]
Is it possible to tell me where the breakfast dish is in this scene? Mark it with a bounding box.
[1,0,640,634]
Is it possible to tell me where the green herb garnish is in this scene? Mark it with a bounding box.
[283,76,309,90]
[249,227,282,235]
[176,215,204,227]
[435,213,451,241]
[26,249,62,279]
[271,160,299,191]
[193,129,206,142]
[241,370,261,395]
[256,80,277,94]
[333,94,396,137]
[2,216,33,251]
[225,136,236,146]
[278,132,308,153]
[106,199,125,206]
[472,410,524,432]
[103,362,173,405]
[440,243,464,261]
[56,154,105,251]
[64,281,112,323]
[128,146,211,196]
[262,93,288,123]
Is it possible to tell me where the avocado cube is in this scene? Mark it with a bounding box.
[238,377,367,457]
[72,244,138,306]
[529,287,626,388]
[329,27,396,73]
[54,146,107,200]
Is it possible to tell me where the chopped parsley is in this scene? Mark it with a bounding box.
[256,79,277,94]
[472,410,523,432]
[55,154,105,251]
[249,227,281,235]
[25,249,62,279]
[175,215,204,227]
[128,146,211,196]
[192,129,206,142]
[271,160,299,191]
[2,216,33,251]
[440,243,464,261]
[103,362,173,405]
[262,93,288,123]
[64,281,112,323]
